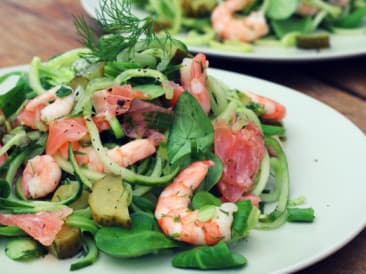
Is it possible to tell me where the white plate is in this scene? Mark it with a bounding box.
[80,0,366,62]
[0,65,366,274]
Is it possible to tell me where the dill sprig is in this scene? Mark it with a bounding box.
[74,0,163,61]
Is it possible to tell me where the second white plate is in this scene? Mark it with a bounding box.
[80,0,366,62]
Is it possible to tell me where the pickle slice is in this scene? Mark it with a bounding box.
[296,33,330,49]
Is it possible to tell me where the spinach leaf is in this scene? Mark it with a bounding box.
[167,92,214,164]
[0,179,11,198]
[55,86,72,98]
[197,152,223,191]
[335,6,366,28]
[231,200,254,241]
[191,191,222,210]
[130,211,160,231]
[271,16,313,38]
[172,241,246,270]
[266,0,299,20]
[0,75,27,118]
[95,226,180,258]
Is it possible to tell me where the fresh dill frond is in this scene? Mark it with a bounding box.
[74,0,164,62]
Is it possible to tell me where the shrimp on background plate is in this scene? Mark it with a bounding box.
[179,53,211,114]
[211,0,269,42]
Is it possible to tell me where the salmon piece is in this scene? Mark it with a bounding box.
[0,207,73,246]
[46,118,88,155]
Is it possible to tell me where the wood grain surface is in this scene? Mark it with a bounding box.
[0,1,365,273]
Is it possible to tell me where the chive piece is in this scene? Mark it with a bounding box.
[108,116,124,139]
[287,207,315,223]
[56,86,73,98]
[262,124,286,137]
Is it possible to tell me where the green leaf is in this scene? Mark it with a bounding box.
[335,6,366,28]
[167,92,214,164]
[271,17,314,38]
[231,200,253,241]
[266,0,299,20]
[0,179,11,198]
[95,226,180,258]
[55,86,73,98]
[172,241,246,270]
[192,191,222,210]
[0,76,26,118]
[197,152,223,191]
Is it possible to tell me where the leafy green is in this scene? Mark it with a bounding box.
[271,17,314,38]
[196,152,223,191]
[95,226,180,258]
[266,0,299,20]
[0,75,27,118]
[0,179,11,198]
[167,92,214,164]
[191,191,222,210]
[172,241,246,270]
[55,86,73,98]
[231,200,256,241]
[335,6,366,28]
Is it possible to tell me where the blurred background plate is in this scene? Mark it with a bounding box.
[80,0,366,62]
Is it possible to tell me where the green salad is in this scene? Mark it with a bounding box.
[0,0,314,271]
[133,0,366,51]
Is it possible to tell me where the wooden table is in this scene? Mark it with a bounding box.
[0,1,365,273]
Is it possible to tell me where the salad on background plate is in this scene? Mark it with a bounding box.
[81,0,366,61]
[0,0,317,272]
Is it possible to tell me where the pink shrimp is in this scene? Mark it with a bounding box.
[21,155,62,199]
[155,161,238,245]
[328,0,349,7]
[211,0,269,42]
[76,137,162,173]
[180,53,211,114]
[17,86,74,129]
[245,91,286,121]
[297,3,319,16]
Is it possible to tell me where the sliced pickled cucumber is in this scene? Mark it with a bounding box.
[49,224,82,259]
[296,33,330,49]
[88,175,131,227]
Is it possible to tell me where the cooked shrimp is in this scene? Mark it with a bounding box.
[155,161,238,245]
[17,86,74,128]
[245,91,286,121]
[180,53,211,113]
[76,138,160,172]
[297,3,319,16]
[211,0,268,42]
[328,0,349,7]
[21,155,62,199]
